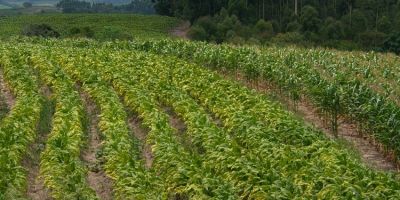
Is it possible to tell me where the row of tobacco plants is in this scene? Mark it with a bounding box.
[117,39,400,160]
[1,38,400,199]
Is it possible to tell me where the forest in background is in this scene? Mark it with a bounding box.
[154,0,400,53]
[56,0,155,14]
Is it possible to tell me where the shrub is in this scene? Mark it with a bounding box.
[303,31,320,41]
[323,40,361,51]
[271,20,281,33]
[341,9,367,39]
[227,36,245,45]
[236,25,252,39]
[69,27,81,35]
[196,16,217,34]
[98,26,132,40]
[383,32,400,54]
[358,31,388,48]
[188,25,208,41]
[247,37,261,45]
[321,17,344,40]
[286,21,302,32]
[81,27,94,38]
[254,19,274,41]
[225,29,236,39]
[23,2,33,8]
[378,16,391,34]
[255,19,273,33]
[68,26,95,38]
[272,32,304,44]
[22,24,60,38]
[300,6,321,33]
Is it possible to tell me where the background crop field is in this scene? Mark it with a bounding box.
[0,0,133,7]
[0,14,181,39]
[0,4,11,9]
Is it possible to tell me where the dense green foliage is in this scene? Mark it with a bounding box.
[22,23,60,37]
[113,38,400,159]
[22,2,33,8]
[0,46,42,199]
[154,0,400,52]
[0,91,9,121]
[0,14,180,39]
[0,1,59,15]
[0,0,134,8]
[57,0,155,14]
[31,54,98,199]
[384,32,400,54]
[0,37,399,199]
[0,6,59,16]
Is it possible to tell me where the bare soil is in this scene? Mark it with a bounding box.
[163,106,187,135]
[163,106,195,152]
[0,68,15,109]
[222,71,398,172]
[128,115,154,169]
[170,21,190,39]
[26,86,53,200]
[297,100,397,171]
[79,91,113,200]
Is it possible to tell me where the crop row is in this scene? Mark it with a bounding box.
[0,47,42,199]
[34,42,400,198]
[100,50,326,198]
[66,47,237,199]
[30,54,98,199]
[115,39,400,158]
[31,38,400,155]
[93,47,285,198]
[0,86,9,121]
[108,48,400,199]
[2,39,400,199]
[42,47,159,199]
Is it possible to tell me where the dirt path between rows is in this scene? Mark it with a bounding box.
[297,100,397,171]
[222,72,398,172]
[163,106,202,155]
[26,86,53,200]
[170,21,190,39]
[0,68,15,109]
[168,21,397,171]
[128,115,154,169]
[79,90,113,200]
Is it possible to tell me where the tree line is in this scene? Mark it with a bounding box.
[154,0,400,52]
[57,0,155,14]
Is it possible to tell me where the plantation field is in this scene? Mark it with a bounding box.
[0,37,400,199]
[0,5,11,9]
[0,1,51,7]
[0,0,132,7]
[0,14,181,39]
[0,93,8,120]
[0,6,60,15]
[114,39,400,159]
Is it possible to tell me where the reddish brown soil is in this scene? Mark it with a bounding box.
[162,106,195,152]
[128,116,154,169]
[297,100,397,171]
[222,71,398,172]
[163,107,187,135]
[0,68,15,109]
[26,86,52,200]
[80,91,114,200]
